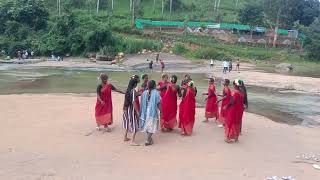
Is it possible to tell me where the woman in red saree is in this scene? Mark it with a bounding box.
[157,74,169,98]
[95,73,124,132]
[238,80,248,134]
[179,81,197,136]
[159,75,182,131]
[218,79,231,124]
[203,78,219,122]
[223,79,244,143]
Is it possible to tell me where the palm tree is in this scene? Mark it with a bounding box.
[57,0,61,15]
[96,0,100,13]
[132,0,135,24]
[169,0,173,19]
[161,0,164,17]
[111,0,114,10]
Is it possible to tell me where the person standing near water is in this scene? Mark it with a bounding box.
[203,78,219,122]
[159,75,182,131]
[156,53,160,63]
[236,59,240,72]
[123,76,140,146]
[223,79,244,143]
[179,81,197,136]
[149,60,153,71]
[218,79,231,125]
[140,80,161,146]
[229,60,233,72]
[160,59,165,73]
[95,73,124,132]
[223,60,229,74]
[210,59,214,68]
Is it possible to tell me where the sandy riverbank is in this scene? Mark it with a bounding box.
[0,93,319,180]
[21,53,320,94]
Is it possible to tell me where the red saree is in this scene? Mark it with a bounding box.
[224,90,244,140]
[205,84,219,119]
[158,81,168,98]
[179,86,196,135]
[161,83,178,129]
[219,87,231,123]
[95,84,113,126]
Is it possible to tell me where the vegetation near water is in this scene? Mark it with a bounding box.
[0,0,319,62]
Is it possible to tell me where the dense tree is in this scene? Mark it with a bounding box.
[289,0,320,27]
[165,0,184,12]
[3,0,49,30]
[238,3,264,39]
[305,18,320,61]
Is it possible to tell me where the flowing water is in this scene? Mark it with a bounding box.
[0,65,319,127]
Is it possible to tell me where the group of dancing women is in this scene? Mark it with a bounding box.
[95,72,248,146]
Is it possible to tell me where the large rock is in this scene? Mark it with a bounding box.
[96,54,113,61]
[275,63,293,72]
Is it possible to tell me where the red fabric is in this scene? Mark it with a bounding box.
[205,84,219,119]
[161,83,178,129]
[219,87,231,123]
[135,96,140,113]
[224,90,244,140]
[179,86,196,135]
[161,62,165,68]
[158,81,168,98]
[95,84,113,125]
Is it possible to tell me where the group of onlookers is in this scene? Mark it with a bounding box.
[17,50,34,60]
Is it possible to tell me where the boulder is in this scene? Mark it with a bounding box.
[142,49,147,54]
[257,39,267,44]
[118,52,124,57]
[96,54,113,61]
[282,39,291,45]
[275,63,293,72]
[238,37,247,43]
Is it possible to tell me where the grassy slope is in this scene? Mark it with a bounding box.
[111,0,246,23]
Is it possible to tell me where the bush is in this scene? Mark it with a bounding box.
[124,37,163,54]
[193,48,226,60]
[68,33,85,55]
[84,28,115,52]
[172,43,188,55]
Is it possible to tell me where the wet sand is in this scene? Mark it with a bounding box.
[0,93,320,180]
[23,53,320,94]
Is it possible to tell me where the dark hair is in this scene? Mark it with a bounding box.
[209,78,215,83]
[224,79,230,85]
[100,73,108,81]
[131,74,140,83]
[124,78,139,108]
[171,75,178,83]
[141,74,148,80]
[148,80,156,90]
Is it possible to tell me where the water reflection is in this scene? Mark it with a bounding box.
[0,67,319,127]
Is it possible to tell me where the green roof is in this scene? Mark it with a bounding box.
[135,19,289,35]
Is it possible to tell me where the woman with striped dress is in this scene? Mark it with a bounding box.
[123,76,140,146]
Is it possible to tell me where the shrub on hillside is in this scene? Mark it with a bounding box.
[124,38,163,54]
[172,43,188,55]
[84,28,115,52]
[193,48,225,60]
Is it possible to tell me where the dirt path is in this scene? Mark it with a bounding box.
[0,93,319,180]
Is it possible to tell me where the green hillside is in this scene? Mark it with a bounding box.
[41,0,247,23]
